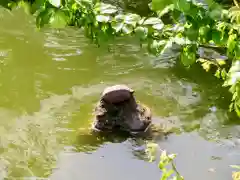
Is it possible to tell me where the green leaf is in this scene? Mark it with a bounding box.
[48,0,61,8]
[124,14,141,27]
[158,161,165,169]
[234,102,240,117]
[151,0,173,11]
[150,40,167,54]
[135,26,148,40]
[221,68,227,80]
[96,15,111,22]
[215,69,221,78]
[171,37,192,45]
[143,17,163,25]
[199,26,210,36]
[211,29,221,45]
[115,14,125,21]
[185,27,198,41]
[208,4,222,20]
[112,22,124,32]
[157,4,175,17]
[97,3,118,15]
[36,8,54,28]
[230,165,240,170]
[181,46,196,67]
[49,11,68,28]
[30,0,45,14]
[0,0,13,9]
[199,26,210,43]
[164,169,174,178]
[227,34,237,55]
[235,42,240,58]
[122,24,133,34]
[152,23,164,30]
[174,0,190,12]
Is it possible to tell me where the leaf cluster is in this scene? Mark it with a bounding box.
[145,142,184,180]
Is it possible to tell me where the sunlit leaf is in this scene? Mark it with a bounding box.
[229,6,240,24]
[112,22,123,32]
[174,0,190,12]
[122,24,133,34]
[96,3,118,14]
[48,0,61,8]
[168,153,177,160]
[165,169,174,178]
[216,59,226,66]
[135,26,148,40]
[171,37,192,45]
[230,165,240,170]
[49,11,68,28]
[151,0,173,11]
[157,4,175,17]
[221,68,227,80]
[143,17,163,25]
[150,40,166,54]
[96,15,111,22]
[232,171,240,180]
[124,14,141,27]
[180,46,196,67]
[215,68,221,78]
[115,14,125,21]
[234,102,240,117]
[152,23,164,30]
[201,61,211,71]
[235,42,240,58]
[158,162,165,170]
[227,34,237,55]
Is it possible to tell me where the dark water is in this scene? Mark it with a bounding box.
[0,7,240,180]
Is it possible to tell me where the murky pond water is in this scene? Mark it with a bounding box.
[0,7,240,180]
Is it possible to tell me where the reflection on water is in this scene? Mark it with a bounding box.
[0,7,240,180]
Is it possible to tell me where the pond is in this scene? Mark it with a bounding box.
[0,7,240,180]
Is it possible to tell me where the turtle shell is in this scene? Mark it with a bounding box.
[101,84,134,104]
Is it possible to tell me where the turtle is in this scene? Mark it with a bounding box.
[101,84,135,104]
[91,84,152,135]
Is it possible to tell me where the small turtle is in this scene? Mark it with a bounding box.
[101,84,134,104]
[92,84,152,135]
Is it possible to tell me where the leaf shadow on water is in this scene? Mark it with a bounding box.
[71,118,169,163]
[165,60,240,141]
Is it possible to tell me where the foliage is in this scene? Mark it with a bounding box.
[231,165,240,180]
[2,0,240,117]
[146,142,184,180]
[146,143,239,180]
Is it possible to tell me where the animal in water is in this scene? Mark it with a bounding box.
[91,84,152,135]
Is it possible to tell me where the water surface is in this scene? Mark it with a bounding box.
[0,8,240,180]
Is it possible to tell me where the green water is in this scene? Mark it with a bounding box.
[0,7,240,180]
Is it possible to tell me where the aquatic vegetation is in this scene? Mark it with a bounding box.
[0,95,72,179]
[146,142,184,180]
